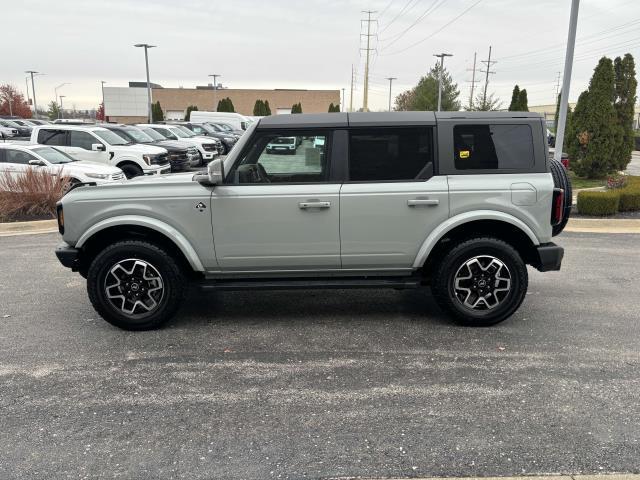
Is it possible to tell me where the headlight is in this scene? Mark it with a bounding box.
[85,173,109,179]
[142,154,153,165]
[223,137,234,141]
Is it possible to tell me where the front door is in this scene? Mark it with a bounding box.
[340,127,450,269]
[211,130,340,271]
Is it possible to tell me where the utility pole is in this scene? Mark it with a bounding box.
[434,53,453,111]
[101,81,107,121]
[341,87,345,112]
[209,74,221,111]
[554,71,561,100]
[361,10,377,112]
[480,46,497,107]
[466,52,478,110]
[555,0,580,160]
[349,64,355,112]
[59,95,66,119]
[24,77,31,106]
[385,77,397,111]
[25,71,39,119]
[134,44,156,123]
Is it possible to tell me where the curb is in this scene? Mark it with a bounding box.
[368,476,640,480]
[564,218,640,234]
[0,219,58,237]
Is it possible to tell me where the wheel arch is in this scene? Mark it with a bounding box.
[415,211,540,272]
[76,216,205,273]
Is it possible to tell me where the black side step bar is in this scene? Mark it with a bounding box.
[200,277,423,292]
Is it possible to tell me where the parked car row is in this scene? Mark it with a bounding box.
[0,117,54,139]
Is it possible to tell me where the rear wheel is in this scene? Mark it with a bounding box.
[87,240,186,330]
[431,237,528,327]
[120,163,143,179]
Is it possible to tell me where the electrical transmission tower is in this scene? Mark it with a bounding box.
[480,46,497,107]
[361,10,377,112]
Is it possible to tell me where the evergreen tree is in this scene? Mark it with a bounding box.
[291,102,302,113]
[151,101,164,121]
[253,99,264,116]
[566,57,618,178]
[394,62,460,111]
[553,93,561,132]
[47,101,60,120]
[264,100,271,115]
[611,53,637,171]
[471,91,502,111]
[184,105,198,121]
[518,88,529,111]
[217,97,235,112]
[508,85,521,111]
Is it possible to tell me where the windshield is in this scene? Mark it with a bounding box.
[1,120,21,128]
[218,123,234,131]
[140,127,167,141]
[174,125,196,137]
[167,125,189,138]
[94,129,131,145]
[121,127,153,143]
[206,123,223,132]
[32,146,75,164]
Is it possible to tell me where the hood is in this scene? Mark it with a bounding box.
[154,140,190,151]
[60,161,122,175]
[111,143,167,155]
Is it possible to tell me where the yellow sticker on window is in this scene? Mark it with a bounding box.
[459,150,470,159]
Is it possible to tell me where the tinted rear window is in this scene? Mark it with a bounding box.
[37,129,66,146]
[349,128,433,182]
[453,124,534,170]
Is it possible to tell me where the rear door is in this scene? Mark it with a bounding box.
[339,126,449,269]
[211,129,341,271]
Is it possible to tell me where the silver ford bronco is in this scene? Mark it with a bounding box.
[55,112,570,330]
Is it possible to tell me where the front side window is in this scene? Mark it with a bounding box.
[348,128,434,182]
[453,124,534,170]
[5,149,38,165]
[37,129,67,146]
[33,147,74,164]
[69,131,99,150]
[229,132,330,184]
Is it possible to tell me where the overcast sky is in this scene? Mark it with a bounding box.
[4,0,639,111]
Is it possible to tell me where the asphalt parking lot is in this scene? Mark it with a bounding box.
[0,231,639,479]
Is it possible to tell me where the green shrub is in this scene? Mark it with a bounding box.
[619,186,640,211]
[577,190,620,215]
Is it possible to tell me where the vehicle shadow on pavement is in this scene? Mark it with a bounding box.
[173,286,453,327]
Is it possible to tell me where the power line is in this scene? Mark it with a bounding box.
[381,0,484,56]
[380,0,447,48]
[379,0,419,34]
[377,0,397,20]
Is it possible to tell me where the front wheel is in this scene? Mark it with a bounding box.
[87,240,186,330]
[120,163,143,179]
[431,237,528,327]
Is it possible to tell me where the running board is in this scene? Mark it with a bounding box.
[199,277,422,292]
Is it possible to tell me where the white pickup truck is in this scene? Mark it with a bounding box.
[30,125,171,178]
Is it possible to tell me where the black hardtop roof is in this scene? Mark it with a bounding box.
[256,111,542,129]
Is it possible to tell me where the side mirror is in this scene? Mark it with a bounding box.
[91,143,106,152]
[28,159,46,167]
[195,158,224,186]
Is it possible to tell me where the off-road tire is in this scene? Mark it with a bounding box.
[87,240,186,330]
[431,237,528,327]
[550,158,572,236]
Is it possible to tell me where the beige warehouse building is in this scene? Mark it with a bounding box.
[104,84,341,123]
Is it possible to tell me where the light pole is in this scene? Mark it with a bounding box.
[209,74,220,111]
[59,95,66,119]
[433,53,453,111]
[54,83,70,107]
[101,81,107,121]
[341,87,345,112]
[385,77,397,111]
[555,0,580,160]
[25,70,40,118]
[134,44,156,123]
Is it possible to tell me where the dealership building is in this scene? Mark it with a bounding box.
[103,83,341,123]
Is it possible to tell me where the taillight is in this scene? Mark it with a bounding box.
[57,204,64,234]
[551,188,564,226]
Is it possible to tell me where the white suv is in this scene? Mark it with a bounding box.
[137,124,219,166]
[30,125,171,179]
[0,144,124,188]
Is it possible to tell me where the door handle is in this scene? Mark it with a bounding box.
[408,198,439,207]
[298,201,331,209]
